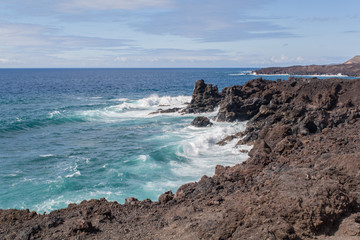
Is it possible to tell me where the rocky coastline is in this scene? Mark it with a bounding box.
[1,77,360,239]
[253,56,360,77]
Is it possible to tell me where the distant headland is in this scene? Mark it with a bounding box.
[253,55,360,77]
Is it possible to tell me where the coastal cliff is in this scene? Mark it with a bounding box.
[1,77,360,239]
[254,56,360,77]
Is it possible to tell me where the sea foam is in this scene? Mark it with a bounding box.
[110,94,191,110]
[76,94,191,122]
[172,121,248,177]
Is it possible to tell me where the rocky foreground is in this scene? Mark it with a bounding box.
[254,56,360,77]
[1,77,360,240]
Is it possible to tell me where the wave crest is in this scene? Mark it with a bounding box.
[110,94,191,111]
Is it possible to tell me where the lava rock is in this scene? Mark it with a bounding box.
[190,116,213,127]
[149,107,181,115]
[158,191,174,204]
[183,79,221,113]
[2,77,360,240]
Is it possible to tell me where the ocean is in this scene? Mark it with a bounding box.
[0,68,352,213]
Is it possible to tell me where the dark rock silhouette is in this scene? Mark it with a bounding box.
[190,116,213,127]
[149,107,181,114]
[182,79,221,113]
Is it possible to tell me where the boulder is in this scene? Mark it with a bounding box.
[190,116,213,127]
[158,191,174,204]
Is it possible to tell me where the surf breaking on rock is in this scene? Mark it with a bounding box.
[1,77,360,239]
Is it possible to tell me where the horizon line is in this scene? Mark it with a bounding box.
[0,67,259,69]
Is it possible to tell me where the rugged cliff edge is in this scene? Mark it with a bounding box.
[1,77,360,240]
[254,56,360,77]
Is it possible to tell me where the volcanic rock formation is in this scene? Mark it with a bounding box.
[182,79,221,113]
[1,77,360,240]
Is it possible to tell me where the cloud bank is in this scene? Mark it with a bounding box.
[0,0,358,67]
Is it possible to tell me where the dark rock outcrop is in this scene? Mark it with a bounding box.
[1,77,360,240]
[228,77,360,147]
[190,116,213,127]
[158,191,174,204]
[215,78,275,121]
[183,79,221,113]
[149,107,181,114]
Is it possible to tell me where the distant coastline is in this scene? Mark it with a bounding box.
[253,55,360,77]
[253,73,350,77]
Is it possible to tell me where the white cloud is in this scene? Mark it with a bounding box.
[167,56,222,62]
[112,50,225,64]
[0,20,134,67]
[270,55,289,63]
[257,55,305,66]
[114,57,127,62]
[0,22,49,47]
[60,0,172,11]
[0,58,10,63]
[0,21,131,53]
[131,0,295,42]
[150,57,159,62]
[0,56,23,64]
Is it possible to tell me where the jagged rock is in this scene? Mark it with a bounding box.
[1,77,360,240]
[216,132,244,146]
[215,78,275,121]
[158,191,174,204]
[183,79,221,113]
[190,116,213,127]
[124,197,139,205]
[72,219,98,233]
[149,107,181,114]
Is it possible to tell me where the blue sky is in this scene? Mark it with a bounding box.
[0,0,359,67]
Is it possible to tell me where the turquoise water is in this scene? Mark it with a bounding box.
[1,68,352,212]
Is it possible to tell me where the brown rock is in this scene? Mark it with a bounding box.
[183,79,221,113]
[190,116,213,127]
[1,77,360,240]
[158,191,174,204]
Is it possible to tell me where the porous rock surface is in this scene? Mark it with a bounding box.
[1,77,360,240]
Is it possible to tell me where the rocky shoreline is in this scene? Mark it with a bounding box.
[1,77,360,239]
[253,56,360,77]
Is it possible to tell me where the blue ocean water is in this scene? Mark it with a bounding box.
[1,68,353,212]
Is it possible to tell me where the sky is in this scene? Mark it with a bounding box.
[0,0,359,68]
